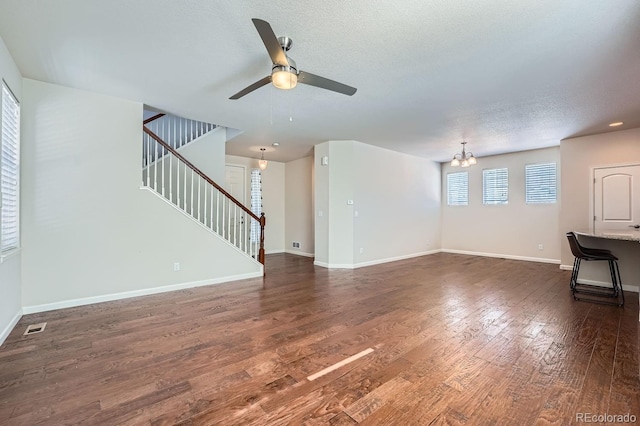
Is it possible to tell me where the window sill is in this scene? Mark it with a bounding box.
[0,248,22,263]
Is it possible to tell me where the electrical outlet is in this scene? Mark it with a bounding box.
[359,247,364,254]
[538,244,544,251]
[173,262,180,271]
[292,242,300,248]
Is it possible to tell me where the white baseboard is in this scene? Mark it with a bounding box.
[0,308,23,347]
[314,250,440,269]
[313,261,352,269]
[353,250,441,269]
[266,250,314,258]
[265,250,284,255]
[284,250,315,258]
[441,248,561,265]
[559,265,639,293]
[22,271,264,315]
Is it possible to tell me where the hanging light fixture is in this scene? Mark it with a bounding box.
[258,148,268,170]
[450,142,477,167]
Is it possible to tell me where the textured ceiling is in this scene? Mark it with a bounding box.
[1,0,639,163]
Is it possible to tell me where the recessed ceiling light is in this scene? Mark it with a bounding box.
[609,121,624,127]
[272,142,280,146]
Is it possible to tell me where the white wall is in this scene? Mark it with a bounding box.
[441,147,561,263]
[0,35,23,345]
[285,156,314,257]
[560,128,640,290]
[179,126,227,185]
[314,143,330,265]
[225,155,285,254]
[353,142,441,266]
[327,141,355,266]
[314,140,441,268]
[20,79,261,311]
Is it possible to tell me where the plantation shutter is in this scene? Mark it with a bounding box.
[526,162,557,204]
[1,82,20,252]
[482,168,509,205]
[447,172,468,206]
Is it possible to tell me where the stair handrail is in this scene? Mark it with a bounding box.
[143,126,266,266]
[143,113,165,125]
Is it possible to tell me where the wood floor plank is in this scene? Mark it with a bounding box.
[0,253,637,425]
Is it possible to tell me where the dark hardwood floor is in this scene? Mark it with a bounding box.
[1,253,638,425]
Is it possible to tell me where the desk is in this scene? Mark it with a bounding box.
[574,229,640,243]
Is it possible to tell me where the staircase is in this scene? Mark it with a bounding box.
[141,113,265,268]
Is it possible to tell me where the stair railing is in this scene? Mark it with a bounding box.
[144,113,217,151]
[142,127,266,267]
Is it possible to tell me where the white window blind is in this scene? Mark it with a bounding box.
[447,172,468,206]
[1,82,20,252]
[483,168,508,205]
[526,162,557,204]
[250,169,262,242]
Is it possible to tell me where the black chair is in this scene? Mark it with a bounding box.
[566,232,624,306]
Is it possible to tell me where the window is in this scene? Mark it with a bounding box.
[447,172,468,206]
[250,169,262,242]
[526,162,557,204]
[483,168,508,205]
[1,82,20,253]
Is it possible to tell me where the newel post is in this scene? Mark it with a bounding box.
[259,212,266,273]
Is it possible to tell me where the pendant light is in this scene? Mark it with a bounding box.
[258,148,268,170]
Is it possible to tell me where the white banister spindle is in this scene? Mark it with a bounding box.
[154,140,158,190]
[169,152,173,202]
[161,145,165,197]
[176,160,180,207]
[197,176,202,222]
[182,164,187,211]
[242,215,246,251]
[232,205,237,246]
[221,197,226,238]
[190,170,195,216]
[227,201,231,242]
[144,135,149,186]
[210,188,214,230]
[203,183,208,227]
[216,191,220,233]
[170,117,173,148]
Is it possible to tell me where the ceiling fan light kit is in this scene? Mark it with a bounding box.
[230,19,357,99]
[271,67,298,90]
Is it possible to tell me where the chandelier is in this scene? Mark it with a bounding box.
[450,142,477,167]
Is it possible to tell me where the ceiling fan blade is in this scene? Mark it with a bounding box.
[229,76,271,100]
[298,71,357,96]
[252,18,289,67]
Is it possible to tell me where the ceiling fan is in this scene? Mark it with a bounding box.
[229,19,357,100]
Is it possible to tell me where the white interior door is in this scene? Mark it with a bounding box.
[224,165,246,242]
[593,164,640,232]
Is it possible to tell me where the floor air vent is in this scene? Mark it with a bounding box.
[24,322,47,335]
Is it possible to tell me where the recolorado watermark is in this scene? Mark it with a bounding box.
[576,413,637,423]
